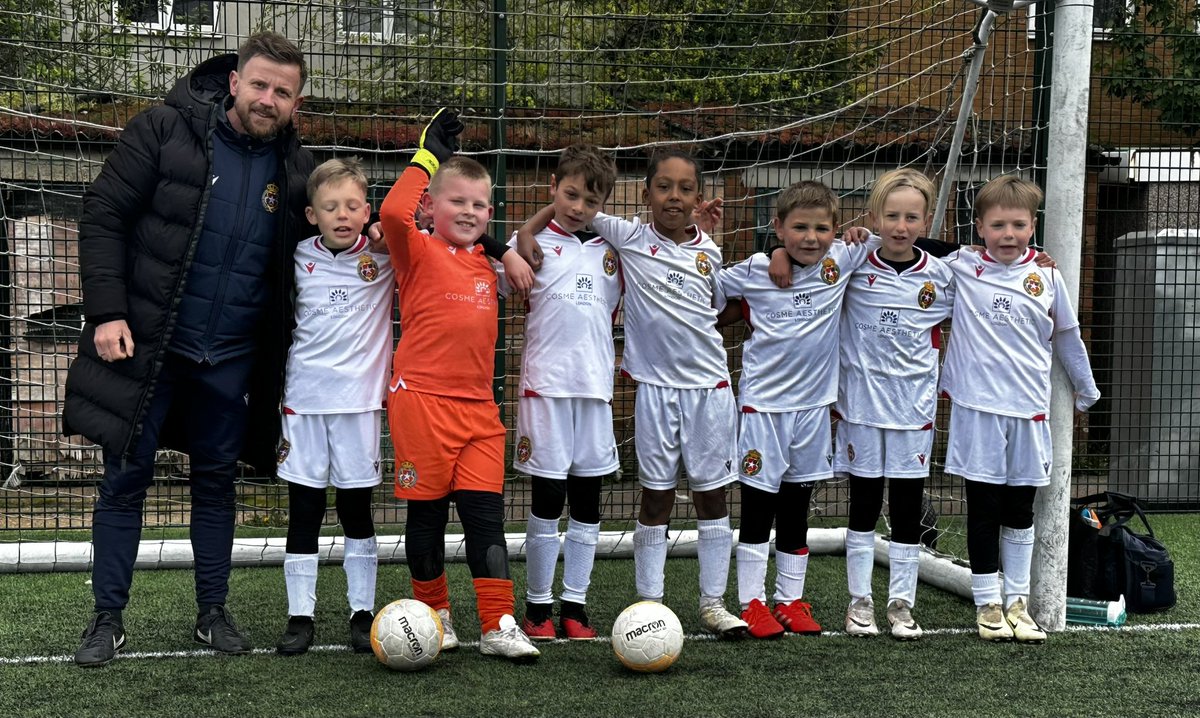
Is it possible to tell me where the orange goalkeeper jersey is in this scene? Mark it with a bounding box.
[380,166,499,401]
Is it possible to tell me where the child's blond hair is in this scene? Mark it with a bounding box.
[776,180,839,225]
[306,157,368,203]
[974,175,1043,218]
[428,156,492,195]
[868,168,935,218]
[557,144,617,201]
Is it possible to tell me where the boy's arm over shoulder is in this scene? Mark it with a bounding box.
[590,212,641,247]
[716,254,754,300]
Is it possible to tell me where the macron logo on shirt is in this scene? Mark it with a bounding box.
[305,262,316,274]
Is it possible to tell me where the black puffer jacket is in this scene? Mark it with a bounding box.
[62,54,315,474]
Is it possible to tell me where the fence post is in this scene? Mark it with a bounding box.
[1032,0,1095,632]
[491,0,508,409]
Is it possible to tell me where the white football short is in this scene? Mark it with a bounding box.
[276,410,383,489]
[737,406,835,493]
[834,420,935,479]
[944,404,1053,487]
[635,383,737,492]
[513,396,619,479]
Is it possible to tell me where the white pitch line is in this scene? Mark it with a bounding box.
[4,622,1199,665]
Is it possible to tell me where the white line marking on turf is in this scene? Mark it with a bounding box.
[6,621,1199,665]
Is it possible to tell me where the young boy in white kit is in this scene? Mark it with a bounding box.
[939,175,1099,643]
[275,158,391,655]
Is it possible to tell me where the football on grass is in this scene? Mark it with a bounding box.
[611,601,684,673]
[371,598,443,671]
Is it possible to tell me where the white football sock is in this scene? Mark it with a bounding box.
[887,541,920,607]
[1000,525,1035,608]
[697,516,733,601]
[773,549,809,604]
[971,571,1003,607]
[735,541,770,609]
[343,536,377,614]
[633,521,668,602]
[846,529,875,601]
[524,514,561,605]
[284,552,319,618]
[560,518,599,605]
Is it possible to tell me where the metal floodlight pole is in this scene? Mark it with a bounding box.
[1033,0,1095,632]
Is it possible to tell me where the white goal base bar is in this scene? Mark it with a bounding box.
[0,528,973,599]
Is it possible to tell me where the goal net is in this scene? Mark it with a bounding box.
[0,0,1065,586]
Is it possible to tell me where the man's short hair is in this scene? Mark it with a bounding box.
[776,180,839,225]
[306,157,369,203]
[974,175,1043,218]
[428,156,492,195]
[868,168,936,219]
[556,144,617,200]
[238,31,307,90]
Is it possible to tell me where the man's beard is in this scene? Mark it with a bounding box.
[234,101,286,140]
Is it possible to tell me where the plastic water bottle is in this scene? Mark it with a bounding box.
[1065,595,1126,626]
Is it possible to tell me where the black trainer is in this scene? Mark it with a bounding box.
[276,616,315,656]
[194,604,251,654]
[74,611,126,667]
[349,610,374,653]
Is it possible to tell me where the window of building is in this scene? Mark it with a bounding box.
[115,0,219,33]
[340,0,437,43]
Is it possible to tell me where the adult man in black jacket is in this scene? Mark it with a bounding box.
[63,31,315,667]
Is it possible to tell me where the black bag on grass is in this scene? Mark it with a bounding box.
[1067,491,1176,613]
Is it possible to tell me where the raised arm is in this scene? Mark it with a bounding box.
[379,109,463,267]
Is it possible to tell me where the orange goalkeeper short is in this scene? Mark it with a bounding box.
[387,387,505,501]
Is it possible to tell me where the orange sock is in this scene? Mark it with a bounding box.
[473,577,515,634]
[412,574,451,613]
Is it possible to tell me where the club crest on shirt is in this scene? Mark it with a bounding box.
[397,460,418,489]
[695,251,713,277]
[516,436,532,464]
[358,254,379,282]
[275,438,290,465]
[1023,273,1044,297]
[847,443,856,462]
[603,248,617,276]
[741,449,763,476]
[261,182,279,213]
[917,280,936,309]
[820,257,840,285]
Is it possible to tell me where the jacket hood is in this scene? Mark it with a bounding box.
[166,53,236,137]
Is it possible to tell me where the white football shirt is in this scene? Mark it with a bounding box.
[718,240,872,412]
[283,235,395,413]
[509,221,622,400]
[836,246,956,428]
[590,213,729,389]
[939,247,1079,418]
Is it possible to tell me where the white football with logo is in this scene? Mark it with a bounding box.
[371,598,443,671]
[611,601,684,673]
